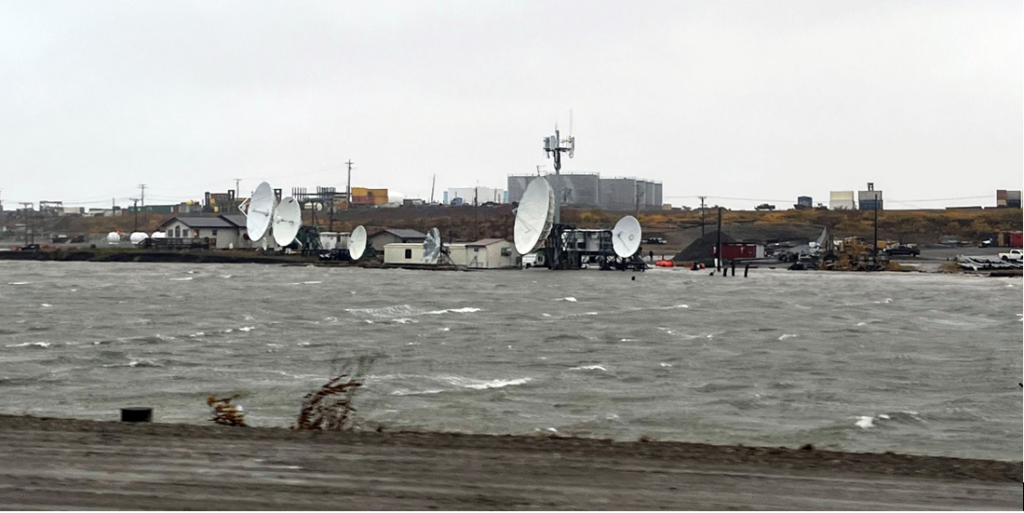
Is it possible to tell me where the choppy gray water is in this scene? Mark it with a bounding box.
[1,261,1021,460]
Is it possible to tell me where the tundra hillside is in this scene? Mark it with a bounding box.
[3,206,1021,248]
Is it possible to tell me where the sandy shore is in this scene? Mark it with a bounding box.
[0,414,1019,510]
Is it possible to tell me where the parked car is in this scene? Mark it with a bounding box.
[885,244,920,257]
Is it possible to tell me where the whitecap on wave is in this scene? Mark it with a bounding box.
[344,304,422,318]
[855,411,922,429]
[569,365,607,372]
[5,342,51,349]
[426,307,482,315]
[445,376,532,390]
[103,359,161,368]
[557,297,577,302]
[778,334,799,340]
[391,389,445,396]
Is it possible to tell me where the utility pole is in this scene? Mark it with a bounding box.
[345,160,354,210]
[873,199,879,269]
[130,198,140,232]
[429,174,436,204]
[716,206,723,272]
[138,184,146,206]
[329,191,335,232]
[19,202,33,245]
[699,196,707,238]
[474,186,479,241]
[234,179,241,198]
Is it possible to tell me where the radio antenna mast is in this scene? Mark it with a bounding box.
[542,120,575,269]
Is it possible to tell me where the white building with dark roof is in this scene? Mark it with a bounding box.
[368,228,427,251]
[383,238,518,269]
[157,215,251,249]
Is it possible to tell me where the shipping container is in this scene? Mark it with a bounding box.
[714,243,764,261]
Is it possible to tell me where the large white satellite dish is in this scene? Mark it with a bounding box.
[349,225,367,260]
[514,178,555,255]
[612,215,642,258]
[245,182,275,242]
[272,197,301,247]
[423,227,441,264]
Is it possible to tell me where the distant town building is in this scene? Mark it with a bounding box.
[858,182,883,211]
[996,189,1021,208]
[829,191,855,210]
[204,190,241,213]
[795,196,813,209]
[127,202,203,215]
[445,187,506,205]
[350,187,389,206]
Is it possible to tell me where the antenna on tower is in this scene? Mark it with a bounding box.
[541,119,576,269]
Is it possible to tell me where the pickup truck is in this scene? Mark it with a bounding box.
[998,249,1023,261]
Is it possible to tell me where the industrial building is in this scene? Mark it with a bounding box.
[996,190,1022,208]
[507,173,662,211]
[858,183,883,211]
[829,191,856,210]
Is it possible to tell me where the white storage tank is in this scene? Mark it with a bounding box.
[106,232,121,243]
[129,232,148,244]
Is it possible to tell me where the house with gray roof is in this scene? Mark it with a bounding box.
[368,228,427,251]
[157,215,251,249]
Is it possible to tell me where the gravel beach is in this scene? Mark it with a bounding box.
[0,414,1019,510]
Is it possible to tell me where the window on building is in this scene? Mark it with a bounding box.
[212,229,218,236]
[174,226,180,237]
[404,249,412,259]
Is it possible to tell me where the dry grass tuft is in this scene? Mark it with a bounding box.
[207,395,247,427]
[293,355,377,431]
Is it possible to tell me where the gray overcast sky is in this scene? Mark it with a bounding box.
[1,0,1021,210]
